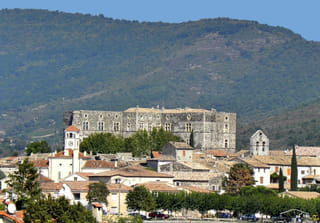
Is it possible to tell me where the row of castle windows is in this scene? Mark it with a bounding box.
[82,121,193,132]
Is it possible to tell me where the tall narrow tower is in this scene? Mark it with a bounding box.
[64,125,81,173]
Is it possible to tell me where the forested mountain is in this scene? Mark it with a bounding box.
[0,9,320,155]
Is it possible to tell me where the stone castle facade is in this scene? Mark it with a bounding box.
[64,107,236,151]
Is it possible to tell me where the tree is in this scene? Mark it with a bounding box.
[25,141,51,155]
[279,168,285,192]
[126,186,156,212]
[80,132,124,154]
[290,145,298,191]
[224,163,255,194]
[5,158,41,210]
[86,181,110,205]
[24,195,96,223]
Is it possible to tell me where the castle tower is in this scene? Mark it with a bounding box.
[250,130,269,156]
[64,125,81,173]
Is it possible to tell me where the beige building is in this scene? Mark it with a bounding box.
[64,106,236,151]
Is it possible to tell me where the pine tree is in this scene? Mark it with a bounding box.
[5,158,41,210]
[290,145,298,191]
[279,168,284,192]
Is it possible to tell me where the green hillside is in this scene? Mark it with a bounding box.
[237,98,320,150]
[1,9,320,155]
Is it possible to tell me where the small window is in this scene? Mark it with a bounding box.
[99,114,103,119]
[113,122,120,132]
[139,122,144,129]
[148,123,153,131]
[225,139,228,148]
[83,121,89,130]
[127,122,131,131]
[98,122,104,131]
[165,123,171,132]
[84,113,88,118]
[73,193,80,200]
[262,141,266,152]
[301,170,305,175]
[185,123,192,132]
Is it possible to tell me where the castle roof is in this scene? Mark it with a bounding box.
[124,107,210,113]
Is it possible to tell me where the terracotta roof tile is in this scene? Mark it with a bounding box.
[31,160,49,168]
[37,174,54,183]
[207,150,227,157]
[180,185,211,193]
[136,182,181,193]
[49,149,90,159]
[41,182,63,191]
[0,210,23,223]
[151,151,162,158]
[107,183,132,192]
[83,160,115,169]
[76,172,94,179]
[65,125,80,132]
[62,181,98,192]
[282,191,320,199]
[286,146,320,156]
[92,202,102,208]
[90,166,173,178]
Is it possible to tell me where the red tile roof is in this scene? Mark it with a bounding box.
[0,210,23,223]
[50,149,90,159]
[180,185,211,193]
[207,150,228,157]
[151,151,162,158]
[31,160,49,168]
[107,183,133,193]
[36,174,54,183]
[41,182,63,191]
[83,160,115,169]
[65,125,80,132]
[92,202,102,208]
[136,182,181,193]
[62,181,98,192]
[90,166,173,178]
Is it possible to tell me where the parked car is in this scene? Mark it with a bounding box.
[239,214,258,221]
[149,211,169,219]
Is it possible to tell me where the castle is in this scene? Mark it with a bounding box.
[64,106,236,151]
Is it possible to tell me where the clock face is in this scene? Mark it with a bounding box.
[68,141,73,146]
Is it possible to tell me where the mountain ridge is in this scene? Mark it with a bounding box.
[0,9,320,154]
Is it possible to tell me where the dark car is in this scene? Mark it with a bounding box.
[149,211,169,219]
[239,214,258,221]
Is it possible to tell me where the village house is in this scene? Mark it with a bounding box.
[88,165,174,186]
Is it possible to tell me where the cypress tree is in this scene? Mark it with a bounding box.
[290,145,298,191]
[279,168,284,192]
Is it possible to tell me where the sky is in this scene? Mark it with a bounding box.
[1,0,320,41]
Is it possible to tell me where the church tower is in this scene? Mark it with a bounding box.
[64,125,81,173]
[250,130,269,156]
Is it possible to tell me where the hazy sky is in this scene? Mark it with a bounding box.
[2,0,319,41]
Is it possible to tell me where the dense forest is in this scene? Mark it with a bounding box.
[0,9,320,155]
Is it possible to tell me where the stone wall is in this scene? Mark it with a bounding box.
[64,107,236,151]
